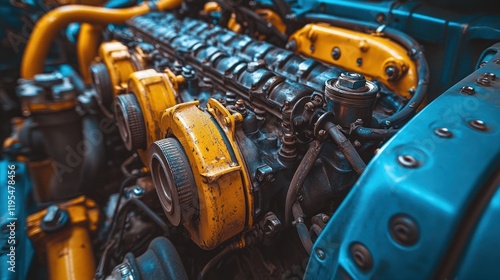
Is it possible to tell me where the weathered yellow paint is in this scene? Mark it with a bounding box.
[26,99,76,113]
[160,100,251,249]
[78,23,102,84]
[98,41,136,97]
[26,196,100,280]
[256,9,286,35]
[127,69,179,163]
[290,23,418,98]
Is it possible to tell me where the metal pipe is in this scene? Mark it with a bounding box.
[284,140,324,225]
[21,0,183,78]
[292,202,313,255]
[304,13,429,128]
[324,122,366,175]
[77,23,102,84]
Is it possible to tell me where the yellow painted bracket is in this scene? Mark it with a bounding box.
[98,41,136,97]
[26,196,100,280]
[289,23,418,98]
[128,69,179,162]
[160,101,250,249]
[206,98,253,227]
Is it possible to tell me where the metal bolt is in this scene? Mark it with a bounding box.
[385,66,399,80]
[286,40,297,51]
[304,102,315,111]
[376,13,386,23]
[434,127,453,138]
[350,243,373,271]
[331,47,341,60]
[321,215,329,223]
[469,119,488,131]
[41,205,69,232]
[316,248,326,260]
[397,155,419,168]
[354,140,361,147]
[356,58,363,66]
[318,130,326,137]
[389,214,419,246]
[310,45,315,53]
[494,59,500,64]
[460,86,475,95]
[337,72,366,90]
[132,186,144,196]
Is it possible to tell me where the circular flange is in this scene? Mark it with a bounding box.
[90,63,114,117]
[149,138,198,226]
[113,94,147,151]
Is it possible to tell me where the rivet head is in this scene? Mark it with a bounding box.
[350,243,373,272]
[460,86,475,95]
[331,47,341,60]
[434,127,453,138]
[397,155,419,168]
[469,119,488,131]
[316,248,326,260]
[389,214,419,246]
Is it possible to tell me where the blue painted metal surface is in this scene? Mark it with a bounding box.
[0,157,36,280]
[304,44,500,279]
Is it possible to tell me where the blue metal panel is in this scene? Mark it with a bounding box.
[304,44,500,279]
[454,183,500,279]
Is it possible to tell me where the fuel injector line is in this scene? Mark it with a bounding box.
[284,140,324,226]
[293,202,313,255]
[324,122,366,175]
[304,13,429,128]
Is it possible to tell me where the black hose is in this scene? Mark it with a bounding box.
[107,175,137,240]
[324,122,366,175]
[199,243,240,279]
[353,126,398,141]
[292,202,313,255]
[304,13,429,128]
[115,198,170,251]
[284,140,324,225]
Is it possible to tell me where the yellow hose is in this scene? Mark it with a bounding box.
[78,23,102,84]
[21,0,182,79]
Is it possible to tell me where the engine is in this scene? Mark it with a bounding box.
[1,0,500,279]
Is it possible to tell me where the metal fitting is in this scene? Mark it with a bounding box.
[337,72,366,90]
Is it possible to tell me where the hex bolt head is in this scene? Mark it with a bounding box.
[41,205,69,233]
[389,214,419,246]
[350,243,373,272]
[337,72,366,90]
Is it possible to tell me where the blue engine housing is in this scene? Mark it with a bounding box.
[305,44,500,279]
